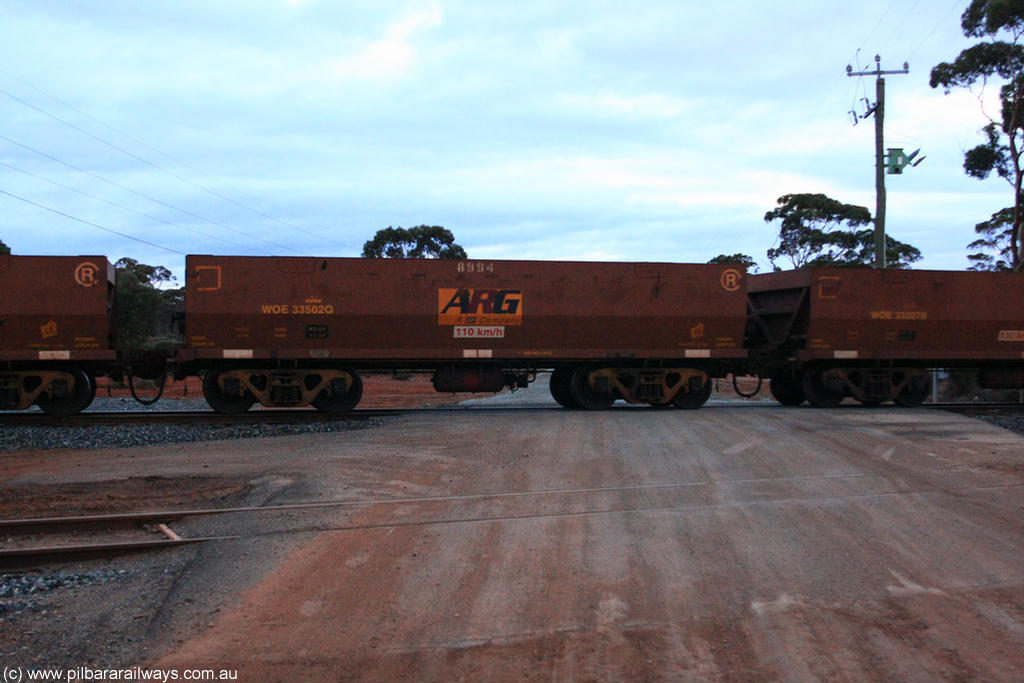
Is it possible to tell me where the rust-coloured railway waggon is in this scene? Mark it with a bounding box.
[177,255,749,412]
[747,268,1024,407]
[0,255,116,415]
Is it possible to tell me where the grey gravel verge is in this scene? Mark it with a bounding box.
[1,398,382,451]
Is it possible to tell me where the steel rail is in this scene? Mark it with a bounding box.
[0,537,235,571]
[0,408,401,426]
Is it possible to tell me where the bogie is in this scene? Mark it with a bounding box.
[201,366,361,413]
[553,365,712,410]
[789,366,932,408]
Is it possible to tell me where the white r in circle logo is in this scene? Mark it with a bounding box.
[74,261,99,287]
[720,268,742,292]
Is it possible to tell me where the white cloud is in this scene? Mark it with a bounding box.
[325,5,443,82]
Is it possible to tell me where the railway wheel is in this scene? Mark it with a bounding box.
[894,372,929,407]
[801,368,844,408]
[203,368,256,414]
[312,373,364,413]
[569,366,615,410]
[549,367,579,409]
[769,375,805,406]
[671,380,712,410]
[36,367,95,417]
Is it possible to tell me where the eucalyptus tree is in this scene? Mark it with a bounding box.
[968,206,1015,270]
[362,226,468,259]
[931,0,1024,270]
[764,193,921,270]
[707,253,758,272]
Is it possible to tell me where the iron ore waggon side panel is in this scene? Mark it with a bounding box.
[180,255,748,412]
[747,268,1024,407]
[0,255,115,415]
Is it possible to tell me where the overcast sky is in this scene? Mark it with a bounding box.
[0,0,1008,280]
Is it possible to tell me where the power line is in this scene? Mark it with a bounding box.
[0,190,185,255]
[907,0,963,62]
[0,158,271,255]
[856,0,901,57]
[0,76,356,251]
[0,133,305,254]
[879,0,922,53]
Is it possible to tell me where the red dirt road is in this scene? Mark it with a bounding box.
[150,396,1024,681]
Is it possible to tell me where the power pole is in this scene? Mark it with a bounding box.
[847,55,908,269]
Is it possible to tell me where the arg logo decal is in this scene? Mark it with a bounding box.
[438,288,523,326]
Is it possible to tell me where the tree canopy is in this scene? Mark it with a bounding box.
[114,257,182,356]
[0,238,9,255]
[707,253,758,272]
[930,0,1024,270]
[764,193,921,270]
[115,257,174,287]
[362,225,468,259]
[968,206,1015,270]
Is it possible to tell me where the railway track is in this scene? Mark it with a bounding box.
[0,403,659,426]
[0,408,402,427]
[929,402,1024,411]
[2,401,1022,426]
[0,479,831,570]
[7,466,1024,570]
[0,477,860,569]
[0,510,232,570]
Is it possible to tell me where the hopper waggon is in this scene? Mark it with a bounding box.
[176,256,748,413]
